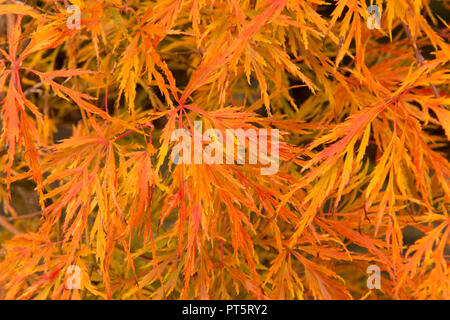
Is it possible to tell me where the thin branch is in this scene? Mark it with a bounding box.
[5,211,42,221]
[401,20,445,109]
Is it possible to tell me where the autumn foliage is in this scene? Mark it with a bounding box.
[0,0,449,300]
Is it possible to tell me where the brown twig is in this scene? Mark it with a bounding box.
[401,19,445,109]
[5,211,42,221]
